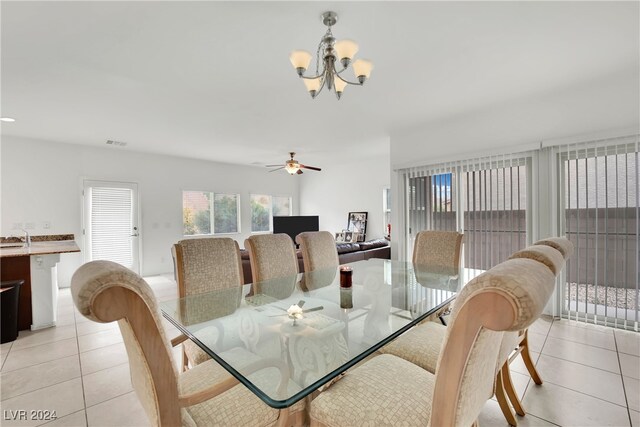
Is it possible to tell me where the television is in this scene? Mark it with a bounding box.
[273,216,319,244]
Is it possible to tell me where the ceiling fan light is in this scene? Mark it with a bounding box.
[353,59,373,82]
[334,39,358,65]
[285,162,299,174]
[290,50,312,75]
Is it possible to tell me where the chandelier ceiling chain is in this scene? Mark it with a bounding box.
[289,11,373,100]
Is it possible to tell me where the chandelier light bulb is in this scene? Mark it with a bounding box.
[334,77,347,98]
[334,39,359,67]
[289,50,312,76]
[353,59,373,84]
[303,77,322,98]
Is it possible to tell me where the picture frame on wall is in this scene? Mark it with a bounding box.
[347,212,368,239]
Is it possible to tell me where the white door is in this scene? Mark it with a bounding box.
[83,180,140,273]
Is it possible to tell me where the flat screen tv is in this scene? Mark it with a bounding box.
[273,216,319,244]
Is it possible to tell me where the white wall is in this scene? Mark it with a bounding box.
[1,136,300,286]
[391,71,640,168]
[299,148,391,242]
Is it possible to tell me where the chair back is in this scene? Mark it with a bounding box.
[509,245,565,275]
[172,237,243,298]
[245,234,299,299]
[296,231,339,272]
[533,237,574,260]
[71,261,180,426]
[430,258,556,427]
[413,230,463,273]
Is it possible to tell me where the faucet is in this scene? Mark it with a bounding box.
[21,229,31,248]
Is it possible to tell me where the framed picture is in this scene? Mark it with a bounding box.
[347,211,368,238]
[344,231,353,243]
[335,231,346,243]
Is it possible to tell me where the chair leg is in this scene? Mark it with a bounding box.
[276,408,289,427]
[181,347,189,372]
[496,370,518,427]
[520,330,542,385]
[502,363,526,416]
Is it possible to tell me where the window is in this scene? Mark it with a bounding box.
[273,196,292,217]
[251,194,271,232]
[250,194,293,232]
[182,191,239,235]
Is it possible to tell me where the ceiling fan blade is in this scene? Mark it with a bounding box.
[297,169,303,174]
[265,164,284,167]
[300,164,321,171]
[268,167,285,173]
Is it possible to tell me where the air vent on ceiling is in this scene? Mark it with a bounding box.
[106,140,127,147]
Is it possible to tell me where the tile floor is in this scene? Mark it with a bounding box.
[0,274,638,427]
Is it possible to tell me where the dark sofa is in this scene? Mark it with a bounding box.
[239,238,390,284]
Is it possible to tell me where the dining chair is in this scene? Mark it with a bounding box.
[296,231,339,290]
[413,230,464,324]
[381,241,570,425]
[172,237,244,371]
[71,260,305,427]
[245,234,299,300]
[309,257,557,427]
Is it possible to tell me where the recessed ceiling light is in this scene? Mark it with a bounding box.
[0,117,16,122]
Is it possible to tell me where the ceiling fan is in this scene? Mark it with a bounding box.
[266,152,321,175]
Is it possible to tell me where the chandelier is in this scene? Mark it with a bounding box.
[289,11,373,100]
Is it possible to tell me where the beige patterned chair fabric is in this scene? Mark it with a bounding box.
[245,234,299,299]
[296,231,339,272]
[509,245,565,275]
[173,237,244,296]
[172,237,244,368]
[379,321,445,373]
[533,237,574,260]
[412,230,464,274]
[310,258,557,427]
[71,260,302,426]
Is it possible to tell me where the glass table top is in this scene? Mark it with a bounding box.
[160,259,461,408]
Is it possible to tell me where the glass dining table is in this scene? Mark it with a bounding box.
[160,258,462,409]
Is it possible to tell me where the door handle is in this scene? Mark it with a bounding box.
[130,233,139,237]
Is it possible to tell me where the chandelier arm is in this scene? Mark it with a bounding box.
[334,69,364,86]
[315,76,327,96]
[300,73,325,80]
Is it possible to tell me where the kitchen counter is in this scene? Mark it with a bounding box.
[0,241,80,258]
[0,235,81,331]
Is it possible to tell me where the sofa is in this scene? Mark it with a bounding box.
[239,238,390,284]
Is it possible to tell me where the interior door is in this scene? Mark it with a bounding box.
[83,180,140,274]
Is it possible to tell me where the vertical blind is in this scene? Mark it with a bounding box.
[90,186,134,268]
[401,153,531,277]
[551,137,639,330]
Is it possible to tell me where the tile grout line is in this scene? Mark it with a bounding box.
[537,352,626,377]
[614,331,634,427]
[73,304,90,427]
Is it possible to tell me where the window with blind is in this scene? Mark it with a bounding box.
[90,186,134,267]
[556,140,639,328]
[183,191,240,235]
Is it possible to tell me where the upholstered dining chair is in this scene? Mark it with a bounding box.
[172,237,244,371]
[412,230,464,273]
[380,240,571,426]
[296,231,339,290]
[413,230,464,324]
[245,234,299,300]
[309,257,557,427]
[71,260,304,427]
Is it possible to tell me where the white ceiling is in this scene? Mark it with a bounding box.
[1,2,638,166]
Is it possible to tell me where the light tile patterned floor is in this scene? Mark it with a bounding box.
[1,274,638,427]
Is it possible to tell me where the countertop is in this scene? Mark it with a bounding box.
[0,241,81,258]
